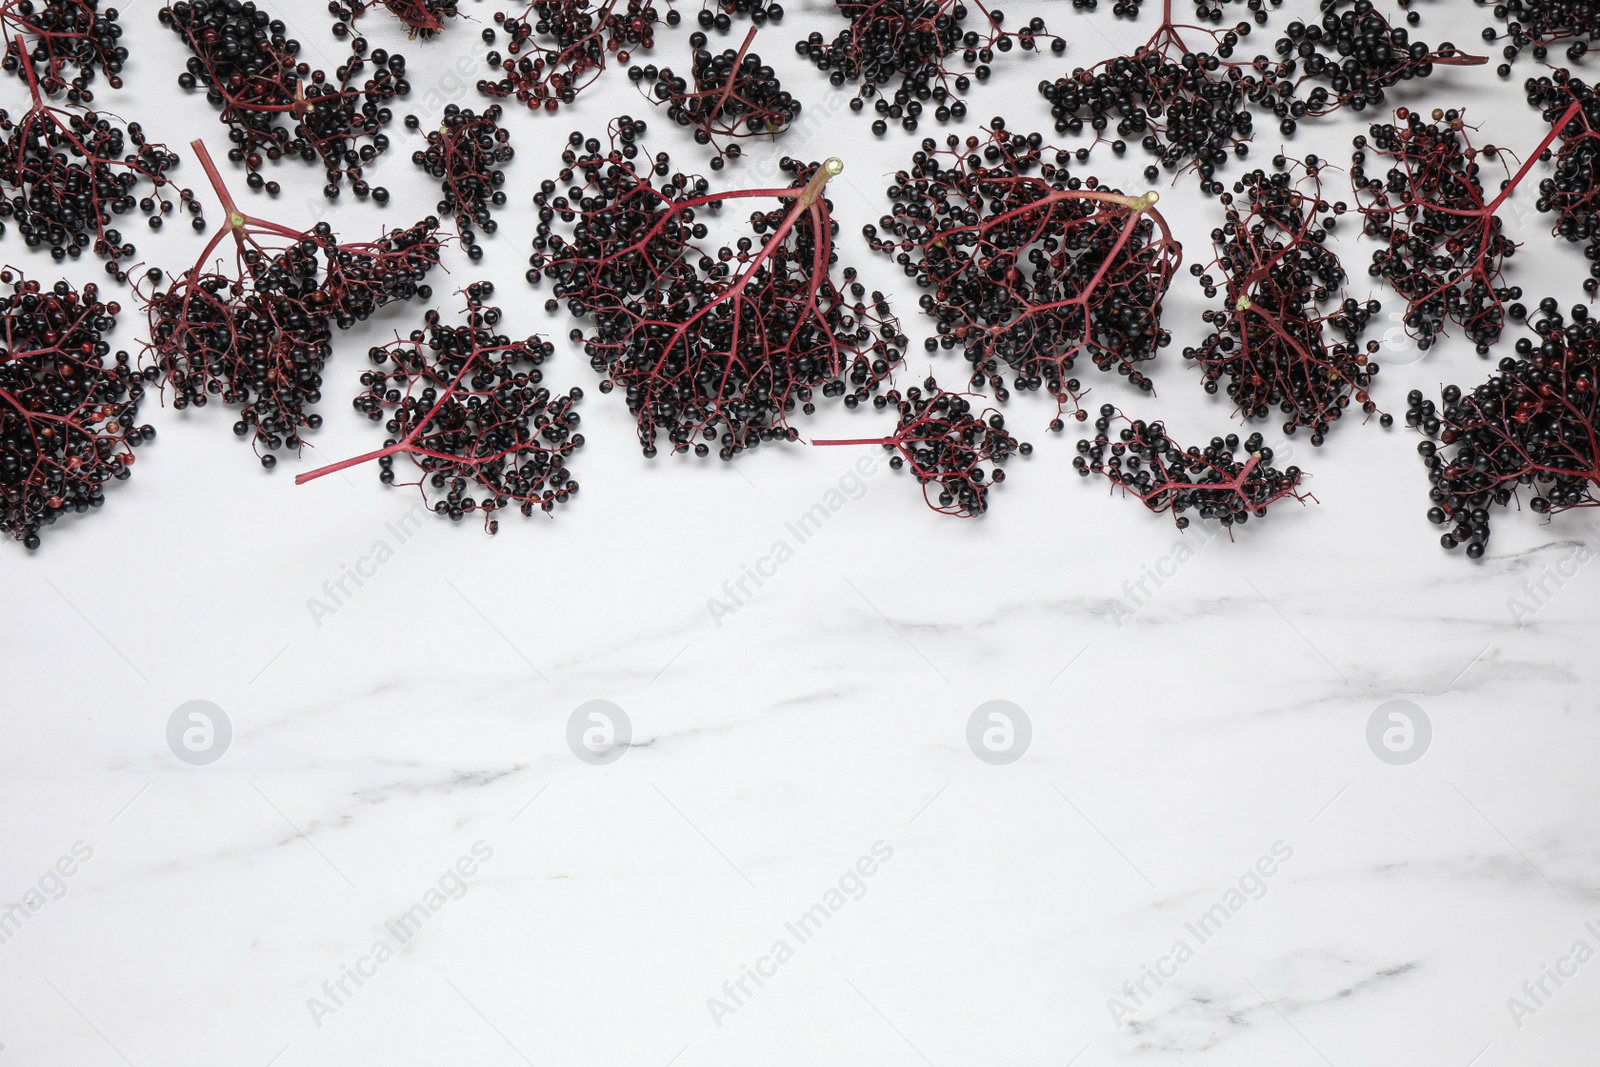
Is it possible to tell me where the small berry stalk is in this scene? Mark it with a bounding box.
[813,379,1029,516]
[1076,405,1311,533]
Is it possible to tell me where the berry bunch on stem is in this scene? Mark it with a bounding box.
[1353,103,1587,355]
[161,0,407,200]
[530,118,907,459]
[814,377,1028,516]
[1038,0,1283,186]
[409,104,511,258]
[0,40,200,282]
[141,141,442,467]
[1478,0,1599,75]
[865,122,1181,427]
[635,27,800,168]
[1271,2,1485,121]
[0,269,149,550]
[298,283,584,531]
[1527,73,1600,297]
[800,0,1064,135]
[1075,404,1310,532]
[479,0,678,113]
[329,0,461,39]
[1185,157,1386,443]
[0,0,123,98]
[1412,302,1600,558]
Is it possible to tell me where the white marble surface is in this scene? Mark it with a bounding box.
[3,0,1600,1064]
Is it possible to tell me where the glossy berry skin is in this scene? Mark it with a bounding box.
[300,283,583,530]
[0,270,145,549]
[531,118,907,459]
[479,0,675,113]
[638,28,800,166]
[0,0,125,98]
[867,124,1179,422]
[1412,306,1600,559]
[802,0,1065,130]
[411,103,512,250]
[0,54,199,284]
[699,0,782,28]
[1186,159,1385,442]
[159,0,405,199]
[1076,405,1311,532]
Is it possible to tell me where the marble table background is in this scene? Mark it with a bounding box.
[3,0,1599,1063]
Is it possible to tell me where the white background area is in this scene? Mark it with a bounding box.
[3,0,1599,1063]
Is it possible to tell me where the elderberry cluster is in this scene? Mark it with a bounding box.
[408,104,511,256]
[879,379,1028,516]
[1352,108,1520,354]
[866,123,1179,423]
[161,0,405,200]
[1273,3,1480,121]
[1479,0,1600,74]
[1037,22,1284,186]
[0,271,150,550]
[0,105,199,282]
[1527,74,1600,297]
[1413,303,1600,558]
[144,217,443,465]
[1,0,125,98]
[530,118,906,458]
[698,0,780,33]
[480,0,678,113]
[635,31,800,167]
[353,282,583,530]
[1076,405,1308,530]
[801,1,1063,135]
[1186,159,1386,442]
